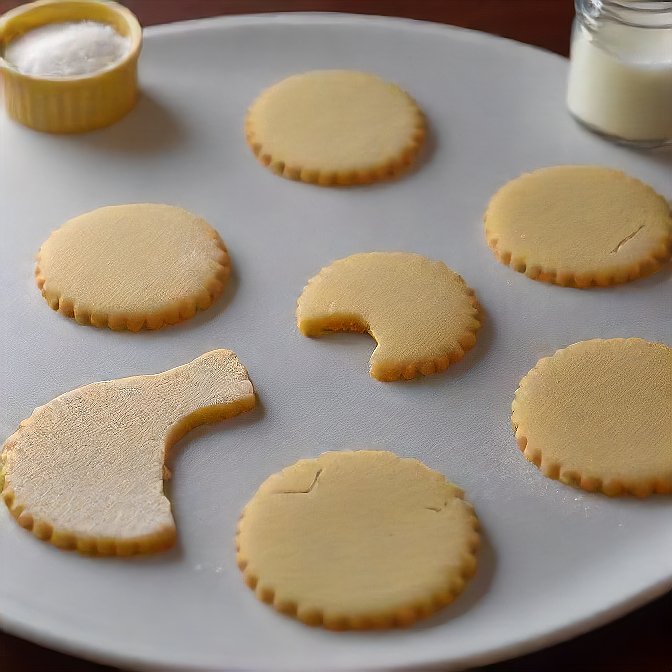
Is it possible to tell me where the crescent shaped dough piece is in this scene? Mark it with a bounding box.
[1,350,255,556]
[512,339,672,497]
[296,252,481,381]
[36,204,230,331]
[236,450,480,630]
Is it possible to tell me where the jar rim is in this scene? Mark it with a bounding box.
[577,0,672,29]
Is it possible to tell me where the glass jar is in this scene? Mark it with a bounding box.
[567,0,672,147]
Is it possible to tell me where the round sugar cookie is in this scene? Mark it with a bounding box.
[296,252,481,381]
[36,204,230,331]
[236,450,480,629]
[484,166,672,287]
[512,339,672,497]
[245,70,426,185]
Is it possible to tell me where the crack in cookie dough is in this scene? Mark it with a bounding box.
[484,165,672,287]
[236,450,480,629]
[274,469,323,495]
[611,226,645,254]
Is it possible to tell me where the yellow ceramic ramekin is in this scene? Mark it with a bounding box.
[0,0,142,133]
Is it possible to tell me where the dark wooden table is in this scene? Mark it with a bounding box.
[0,1,670,670]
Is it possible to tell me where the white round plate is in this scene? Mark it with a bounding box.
[0,13,670,672]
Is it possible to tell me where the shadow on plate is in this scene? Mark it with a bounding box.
[358,114,439,193]
[581,263,672,294]
[133,399,267,566]
[71,91,187,156]
[414,524,497,630]
[621,143,672,170]
[355,523,496,637]
[128,257,240,340]
[504,261,671,295]
[173,258,240,332]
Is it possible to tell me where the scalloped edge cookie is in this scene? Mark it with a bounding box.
[484,166,672,288]
[36,203,230,332]
[512,338,672,497]
[245,69,426,186]
[236,450,480,630]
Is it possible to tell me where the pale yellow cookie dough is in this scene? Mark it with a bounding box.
[0,350,255,555]
[236,450,480,629]
[484,166,672,287]
[296,252,481,381]
[245,70,426,185]
[512,338,672,497]
[36,204,230,331]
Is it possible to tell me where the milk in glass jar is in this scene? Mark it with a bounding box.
[567,0,672,147]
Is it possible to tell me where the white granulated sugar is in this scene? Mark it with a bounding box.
[5,21,131,77]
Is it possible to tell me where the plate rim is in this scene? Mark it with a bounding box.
[0,11,669,672]
[2,576,671,671]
